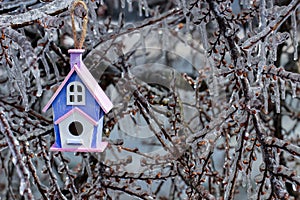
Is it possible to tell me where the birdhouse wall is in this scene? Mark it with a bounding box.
[91,116,104,148]
[51,72,105,148]
[53,124,61,148]
[52,73,104,122]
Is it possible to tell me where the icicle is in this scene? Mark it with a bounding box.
[271,32,289,62]
[246,173,253,199]
[271,33,278,62]
[248,68,254,83]
[113,0,119,9]
[247,47,253,66]
[120,0,126,9]
[41,54,50,79]
[181,0,189,33]
[143,0,149,17]
[11,56,29,110]
[256,60,264,84]
[241,170,247,187]
[291,10,298,61]
[291,81,297,98]
[200,22,218,96]
[138,0,143,17]
[162,20,169,51]
[46,52,60,81]
[200,22,208,50]
[268,0,273,8]
[241,0,248,9]
[229,90,238,104]
[87,1,99,38]
[263,78,270,113]
[140,29,146,62]
[280,78,286,100]
[273,79,280,113]
[31,66,42,97]
[118,12,124,29]
[259,0,266,29]
[19,179,26,195]
[127,0,133,12]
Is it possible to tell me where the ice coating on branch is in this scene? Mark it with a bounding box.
[0,0,73,26]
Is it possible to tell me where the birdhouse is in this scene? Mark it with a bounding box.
[42,49,113,152]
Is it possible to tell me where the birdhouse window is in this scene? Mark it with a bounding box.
[67,82,85,105]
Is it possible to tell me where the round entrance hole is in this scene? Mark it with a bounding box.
[68,121,83,136]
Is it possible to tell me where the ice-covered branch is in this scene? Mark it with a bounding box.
[273,165,300,186]
[103,182,149,200]
[265,136,300,157]
[0,0,72,28]
[37,136,67,200]
[186,104,237,143]
[2,27,42,102]
[262,65,300,83]
[252,113,289,199]
[0,109,34,200]
[242,0,300,50]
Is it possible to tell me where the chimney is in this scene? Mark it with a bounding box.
[68,49,85,68]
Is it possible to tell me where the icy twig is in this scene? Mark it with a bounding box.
[265,137,300,157]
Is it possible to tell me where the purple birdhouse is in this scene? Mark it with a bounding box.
[43,49,113,152]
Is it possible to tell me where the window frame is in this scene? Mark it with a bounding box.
[67,81,86,105]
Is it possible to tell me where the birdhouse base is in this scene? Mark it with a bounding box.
[50,142,108,152]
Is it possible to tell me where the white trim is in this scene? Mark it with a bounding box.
[66,139,83,145]
[96,117,104,148]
